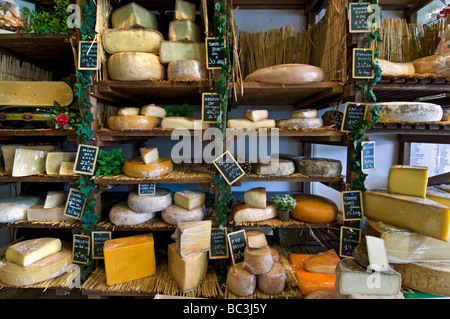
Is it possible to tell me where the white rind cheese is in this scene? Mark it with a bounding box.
[6,238,62,267]
[167,60,208,82]
[251,159,295,176]
[292,109,317,119]
[159,41,206,64]
[0,196,42,222]
[108,52,166,81]
[232,202,278,223]
[168,20,200,42]
[127,188,173,213]
[244,110,269,122]
[111,2,158,29]
[161,204,206,225]
[109,202,157,226]
[244,188,267,209]
[12,148,48,177]
[140,104,166,118]
[276,118,323,129]
[102,28,163,54]
[368,102,443,123]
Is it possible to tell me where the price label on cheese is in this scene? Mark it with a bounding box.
[91,231,111,259]
[349,2,370,33]
[73,144,99,175]
[213,151,246,185]
[361,141,376,171]
[228,229,246,265]
[64,188,86,220]
[210,227,229,259]
[202,92,221,123]
[206,37,226,69]
[72,234,90,264]
[78,41,99,70]
[353,48,374,79]
[339,226,361,258]
[341,190,364,221]
[341,102,368,133]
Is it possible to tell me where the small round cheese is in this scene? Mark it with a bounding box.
[140,104,166,118]
[292,109,317,119]
[118,107,140,116]
[109,202,157,226]
[276,118,323,129]
[167,60,208,82]
[108,52,166,81]
[108,115,160,130]
[257,261,286,295]
[127,188,173,213]
[295,157,342,177]
[226,263,256,297]
[243,245,273,274]
[291,194,338,224]
[123,157,173,178]
[161,204,206,225]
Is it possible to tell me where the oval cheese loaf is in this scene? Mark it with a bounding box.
[412,52,450,77]
[123,157,173,178]
[290,194,338,224]
[127,188,173,213]
[140,104,166,118]
[226,263,257,297]
[251,159,295,176]
[108,52,166,81]
[109,202,157,226]
[108,115,160,130]
[0,196,42,223]
[295,157,342,177]
[377,59,415,77]
[276,118,323,129]
[167,60,207,81]
[257,261,286,295]
[245,64,325,84]
[232,202,278,223]
[103,29,163,54]
[111,2,158,29]
[369,102,443,123]
[243,245,273,274]
[161,204,206,225]
[6,238,61,267]
[161,117,211,130]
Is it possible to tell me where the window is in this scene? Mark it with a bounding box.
[410,143,450,177]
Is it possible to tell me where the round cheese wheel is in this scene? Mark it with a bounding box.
[257,261,286,295]
[243,245,273,274]
[102,28,163,54]
[123,157,173,178]
[232,202,278,223]
[109,202,157,226]
[161,117,211,130]
[167,60,208,81]
[276,118,323,129]
[226,263,256,297]
[378,59,416,77]
[251,159,295,176]
[270,247,280,262]
[108,52,166,81]
[368,102,443,123]
[117,107,140,116]
[127,188,173,213]
[245,64,325,84]
[0,196,42,222]
[161,204,206,225]
[290,194,338,224]
[292,109,317,119]
[295,157,342,177]
[140,104,166,118]
[108,115,159,130]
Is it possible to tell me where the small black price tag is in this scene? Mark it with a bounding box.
[206,37,226,69]
[227,229,246,265]
[341,102,368,133]
[349,2,370,33]
[73,144,99,175]
[78,41,99,70]
[72,234,90,264]
[64,188,86,220]
[361,141,376,171]
[209,227,229,259]
[341,190,364,221]
[339,226,361,258]
[202,93,221,123]
[138,183,156,195]
[353,48,374,79]
[91,231,111,259]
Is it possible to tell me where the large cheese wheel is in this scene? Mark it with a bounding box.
[111,2,157,29]
[226,263,256,297]
[108,52,166,81]
[251,159,295,176]
[276,118,323,129]
[244,64,325,84]
[292,109,317,119]
[243,245,273,274]
[257,261,286,295]
[227,118,276,129]
[232,202,278,223]
[123,157,173,178]
[290,194,338,224]
[412,52,450,77]
[127,188,173,213]
[102,29,163,54]
[295,157,342,177]
[0,196,42,223]
[109,202,157,226]
[377,59,416,77]
[167,60,208,82]
[108,115,159,130]
[369,102,443,123]
[161,117,211,130]
[161,204,206,225]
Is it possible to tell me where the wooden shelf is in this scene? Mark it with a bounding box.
[96,217,176,232]
[239,173,344,184]
[0,174,78,184]
[367,122,450,135]
[0,129,78,142]
[0,219,83,230]
[229,217,342,230]
[226,128,345,142]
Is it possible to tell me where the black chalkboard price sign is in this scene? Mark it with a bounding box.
[206,37,226,69]
[339,226,361,258]
[78,41,99,70]
[64,188,86,220]
[227,230,246,265]
[91,231,111,259]
[138,183,156,195]
[72,234,90,264]
[361,141,376,171]
[341,102,368,133]
[353,48,374,79]
[73,144,99,175]
[341,190,364,221]
[213,151,246,185]
[349,2,370,33]
[210,227,229,259]
[202,93,221,123]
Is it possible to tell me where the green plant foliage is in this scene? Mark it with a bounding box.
[95,149,126,176]
[21,0,73,34]
[164,103,194,117]
[273,194,296,211]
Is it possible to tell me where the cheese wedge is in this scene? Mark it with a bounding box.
[2,145,55,174]
[12,148,48,177]
[45,152,75,175]
[302,249,340,274]
[378,59,416,77]
[167,60,208,82]
[123,157,173,178]
[232,202,278,223]
[292,109,317,119]
[43,190,68,209]
[352,236,390,272]
[168,20,200,42]
[387,165,428,198]
[174,190,205,210]
[159,41,206,64]
[174,0,196,21]
[243,187,266,209]
[140,104,166,118]
[227,118,276,129]
[246,231,268,249]
[59,161,75,176]
[111,2,158,29]
[6,238,62,267]
[140,147,159,164]
[172,220,211,257]
[27,205,74,222]
[244,110,268,122]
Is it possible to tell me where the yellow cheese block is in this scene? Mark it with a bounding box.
[108,52,166,81]
[59,161,75,176]
[102,28,163,54]
[12,148,48,177]
[6,238,62,267]
[159,41,206,64]
[45,152,75,175]
[387,165,428,198]
[427,186,450,207]
[103,233,156,286]
[108,115,160,130]
[363,189,450,242]
[2,145,55,175]
[174,190,205,210]
[123,157,173,178]
[173,220,211,257]
[377,59,416,77]
[140,147,159,164]
[0,81,73,107]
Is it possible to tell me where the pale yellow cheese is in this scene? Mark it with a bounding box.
[6,238,61,267]
[111,2,158,29]
[426,186,450,207]
[159,41,206,64]
[127,188,173,213]
[167,60,207,82]
[387,165,428,198]
[245,110,268,122]
[43,190,68,209]
[378,59,416,77]
[173,220,211,257]
[108,52,166,81]
[245,64,325,84]
[102,28,163,54]
[140,147,159,164]
[174,0,196,21]
[244,187,266,209]
[168,20,200,42]
[27,205,73,222]
[140,104,166,118]
[247,232,268,249]
[227,118,276,129]
[118,107,140,116]
[412,52,450,77]
[12,148,48,177]
[2,145,55,175]
[162,204,206,225]
[108,115,160,130]
[161,117,211,130]
[174,190,205,210]
[232,202,278,223]
[59,161,75,176]
[45,152,75,175]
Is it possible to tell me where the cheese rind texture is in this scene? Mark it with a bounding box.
[161,117,210,130]
[292,109,317,119]
[123,157,173,178]
[388,165,428,198]
[276,118,323,129]
[369,102,443,123]
[109,202,157,226]
[378,59,416,77]
[257,261,286,295]
[108,115,160,130]
[174,190,205,210]
[245,110,269,122]
[167,60,207,82]
[118,107,140,116]
[12,148,48,177]
[59,161,75,176]
[102,28,163,54]
[0,196,42,222]
[108,52,165,81]
[172,220,211,257]
[244,187,267,209]
[243,245,273,274]
[159,41,206,64]
[232,202,278,223]
[127,188,173,213]
[111,2,158,29]
[45,152,75,175]
[226,263,256,297]
[412,52,450,77]
[295,157,342,177]
[168,20,200,42]
[43,191,68,209]
[245,64,325,84]
[6,238,61,267]
[290,194,338,224]
[161,204,206,225]
[251,159,295,176]
[140,105,166,118]
[2,145,55,175]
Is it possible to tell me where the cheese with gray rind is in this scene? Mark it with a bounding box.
[276,118,323,129]
[111,2,158,29]
[108,52,166,81]
[109,202,157,226]
[251,159,295,176]
[368,102,443,123]
[43,191,68,209]
[161,204,206,225]
[167,60,207,82]
[127,188,173,213]
[103,29,163,54]
[295,157,342,177]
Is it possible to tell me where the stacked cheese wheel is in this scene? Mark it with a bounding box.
[0,238,72,287]
[232,188,278,223]
[108,105,165,130]
[227,109,276,130]
[277,108,323,130]
[123,147,174,178]
[162,189,206,225]
[227,230,286,296]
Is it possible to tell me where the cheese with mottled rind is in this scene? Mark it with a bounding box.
[174,190,205,210]
[232,202,278,223]
[295,157,342,177]
[388,165,428,198]
[159,41,206,64]
[45,152,75,175]
[368,102,443,123]
[168,20,200,42]
[127,188,173,213]
[227,118,276,129]
[167,60,207,82]
[111,2,158,29]
[123,157,173,178]
[6,238,61,267]
[257,261,286,295]
[226,263,256,297]
[102,28,163,54]
[251,159,295,176]
[109,202,157,226]
[412,52,450,77]
[276,118,323,129]
[172,220,211,257]
[108,52,165,81]
[12,148,48,177]
[161,204,206,225]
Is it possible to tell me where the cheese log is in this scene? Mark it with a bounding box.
[377,59,416,77]
[159,41,206,64]
[412,52,450,77]
[426,186,450,207]
[0,196,43,222]
[45,152,75,175]
[161,204,206,225]
[302,249,340,274]
[246,230,268,249]
[108,115,160,130]
[59,161,75,176]
[174,190,205,210]
[369,102,443,123]
[140,104,166,118]
[393,262,450,297]
[242,245,273,275]
[27,205,74,222]
[257,261,286,295]
[388,165,428,198]
[167,60,208,82]
[295,157,342,177]
[232,202,278,223]
[243,187,266,209]
[108,52,165,81]
[118,107,140,116]
[140,147,159,164]
[12,148,48,177]
[168,20,200,42]
[245,110,269,122]
[109,202,156,226]
[363,189,450,241]
[352,236,390,272]
[104,234,156,286]
[111,2,157,29]
[172,220,211,257]
[0,246,72,287]
[123,157,173,178]
[291,109,317,119]
[226,263,256,297]
[251,159,295,176]
[245,64,325,84]
[175,0,196,21]
[0,81,73,107]
[102,28,163,54]
[276,118,323,129]
[6,238,61,267]
[43,190,68,209]
[168,243,208,293]
[227,118,276,129]
[127,188,173,213]
[290,194,338,224]
[2,145,55,175]
[365,218,450,263]
[161,117,211,130]
[335,259,401,297]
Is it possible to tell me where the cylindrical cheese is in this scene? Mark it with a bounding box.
[167,60,208,82]
[117,107,141,116]
[140,104,166,118]
[102,28,163,54]
[276,118,323,129]
[127,188,173,213]
[290,194,338,224]
[295,157,342,177]
[257,261,286,295]
[226,263,256,297]
[245,64,325,84]
[243,245,273,275]
[109,202,157,226]
[161,204,206,225]
[292,109,317,119]
[377,59,416,77]
[108,115,160,130]
[108,52,166,81]
[368,102,443,124]
[227,118,276,129]
[251,159,295,176]
[161,117,211,130]
[123,157,173,178]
